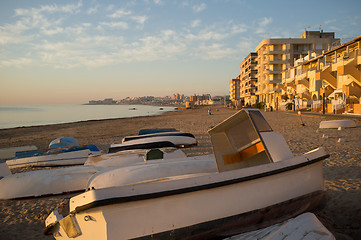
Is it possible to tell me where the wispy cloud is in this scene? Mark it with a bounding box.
[192,3,206,13]
[108,8,132,18]
[191,19,201,28]
[255,17,273,34]
[0,1,251,68]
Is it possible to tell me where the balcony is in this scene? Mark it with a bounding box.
[263,49,285,55]
[315,66,337,89]
[267,59,287,64]
[263,69,283,74]
[295,78,309,89]
[337,60,361,87]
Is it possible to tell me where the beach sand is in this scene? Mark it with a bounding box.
[0,106,360,240]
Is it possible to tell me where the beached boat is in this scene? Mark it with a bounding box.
[44,108,329,240]
[138,128,178,135]
[0,165,105,199]
[108,141,177,153]
[85,147,187,167]
[319,119,356,129]
[6,138,101,169]
[116,131,197,148]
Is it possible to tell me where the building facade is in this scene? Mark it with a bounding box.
[229,77,241,107]
[254,31,340,109]
[239,53,258,106]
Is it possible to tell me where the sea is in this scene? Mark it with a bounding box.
[0,104,177,129]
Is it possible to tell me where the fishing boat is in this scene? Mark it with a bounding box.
[0,153,213,200]
[5,137,101,169]
[115,131,197,148]
[44,109,329,240]
[0,165,105,199]
[6,144,101,169]
[138,128,178,135]
[0,147,204,200]
[85,147,187,167]
[107,140,177,153]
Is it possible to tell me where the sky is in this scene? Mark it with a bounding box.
[1,0,360,104]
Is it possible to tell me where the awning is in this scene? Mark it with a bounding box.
[327,88,343,99]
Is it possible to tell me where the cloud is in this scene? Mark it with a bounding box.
[191,20,201,28]
[0,58,33,68]
[196,43,235,60]
[255,17,273,34]
[99,21,129,29]
[108,9,132,18]
[259,17,272,27]
[192,3,206,13]
[14,2,82,16]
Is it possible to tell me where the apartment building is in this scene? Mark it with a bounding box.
[279,35,361,113]
[239,53,258,106]
[229,77,241,107]
[254,31,339,109]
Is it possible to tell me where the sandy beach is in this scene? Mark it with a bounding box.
[0,106,360,240]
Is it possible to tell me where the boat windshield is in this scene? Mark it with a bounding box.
[248,110,272,132]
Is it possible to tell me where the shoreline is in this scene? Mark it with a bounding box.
[0,107,360,240]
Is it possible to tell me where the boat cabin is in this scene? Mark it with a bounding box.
[208,108,293,172]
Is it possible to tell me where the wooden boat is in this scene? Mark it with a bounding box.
[85,147,187,167]
[319,119,356,129]
[116,131,197,148]
[6,144,101,169]
[44,109,329,240]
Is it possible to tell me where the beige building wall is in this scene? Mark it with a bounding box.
[255,31,339,109]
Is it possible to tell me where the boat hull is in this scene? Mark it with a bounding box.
[46,152,326,240]
[6,147,100,169]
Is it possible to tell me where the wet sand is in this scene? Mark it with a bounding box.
[0,106,360,240]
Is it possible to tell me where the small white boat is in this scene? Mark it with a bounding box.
[138,128,178,135]
[44,109,329,240]
[319,119,356,129]
[0,165,105,199]
[85,147,187,167]
[108,140,176,153]
[86,155,217,189]
[6,144,101,169]
[224,212,335,240]
[116,131,197,148]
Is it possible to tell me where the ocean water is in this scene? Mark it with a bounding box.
[0,105,176,129]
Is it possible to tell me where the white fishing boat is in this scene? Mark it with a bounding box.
[85,147,187,167]
[44,109,329,240]
[0,165,105,199]
[6,144,101,169]
[108,140,177,153]
[113,131,197,148]
[86,155,217,189]
[319,119,356,129]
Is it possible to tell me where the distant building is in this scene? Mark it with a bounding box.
[240,52,258,106]
[229,77,241,107]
